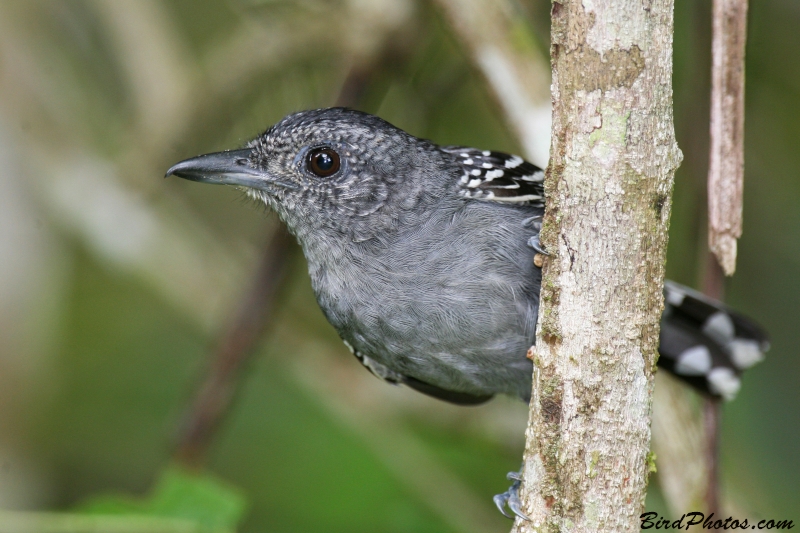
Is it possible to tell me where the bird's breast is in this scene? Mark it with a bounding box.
[300,204,542,398]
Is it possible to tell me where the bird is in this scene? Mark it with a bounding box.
[167,107,769,518]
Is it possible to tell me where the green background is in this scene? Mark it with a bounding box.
[0,1,796,531]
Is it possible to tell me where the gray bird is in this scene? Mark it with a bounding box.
[167,107,768,518]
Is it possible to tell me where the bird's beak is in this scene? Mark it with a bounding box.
[165,149,267,189]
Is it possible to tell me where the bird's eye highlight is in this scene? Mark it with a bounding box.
[307,148,340,177]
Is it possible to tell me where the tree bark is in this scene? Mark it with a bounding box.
[513,1,682,531]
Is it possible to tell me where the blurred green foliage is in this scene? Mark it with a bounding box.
[79,466,246,533]
[0,1,797,532]
[0,466,244,532]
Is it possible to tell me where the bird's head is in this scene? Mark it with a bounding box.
[167,108,449,243]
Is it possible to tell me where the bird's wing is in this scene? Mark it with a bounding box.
[442,147,770,402]
[400,375,494,405]
[442,146,545,207]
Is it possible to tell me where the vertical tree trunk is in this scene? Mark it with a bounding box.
[513,1,682,531]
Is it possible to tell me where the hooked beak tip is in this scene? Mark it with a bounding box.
[164,149,258,186]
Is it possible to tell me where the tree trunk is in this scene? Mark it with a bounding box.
[513,1,682,531]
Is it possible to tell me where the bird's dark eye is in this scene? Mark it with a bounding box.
[307,148,340,177]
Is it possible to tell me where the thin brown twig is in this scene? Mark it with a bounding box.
[703,397,722,516]
[174,226,294,467]
[701,252,725,515]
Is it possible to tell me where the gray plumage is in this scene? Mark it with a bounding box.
[167,107,768,405]
[246,109,541,401]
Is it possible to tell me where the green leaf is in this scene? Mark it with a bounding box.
[77,465,247,533]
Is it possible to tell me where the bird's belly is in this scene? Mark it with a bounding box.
[316,273,537,399]
[306,202,542,400]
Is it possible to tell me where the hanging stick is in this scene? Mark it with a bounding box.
[704,0,748,514]
[708,0,748,276]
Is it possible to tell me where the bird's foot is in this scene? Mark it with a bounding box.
[527,235,550,256]
[493,471,530,521]
[521,215,543,230]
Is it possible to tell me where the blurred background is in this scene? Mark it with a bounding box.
[0,1,796,532]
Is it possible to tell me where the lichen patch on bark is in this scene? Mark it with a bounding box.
[559,45,644,93]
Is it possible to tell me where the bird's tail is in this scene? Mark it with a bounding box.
[657,280,769,401]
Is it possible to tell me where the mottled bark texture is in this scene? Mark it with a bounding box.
[708,0,747,275]
[513,1,682,532]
